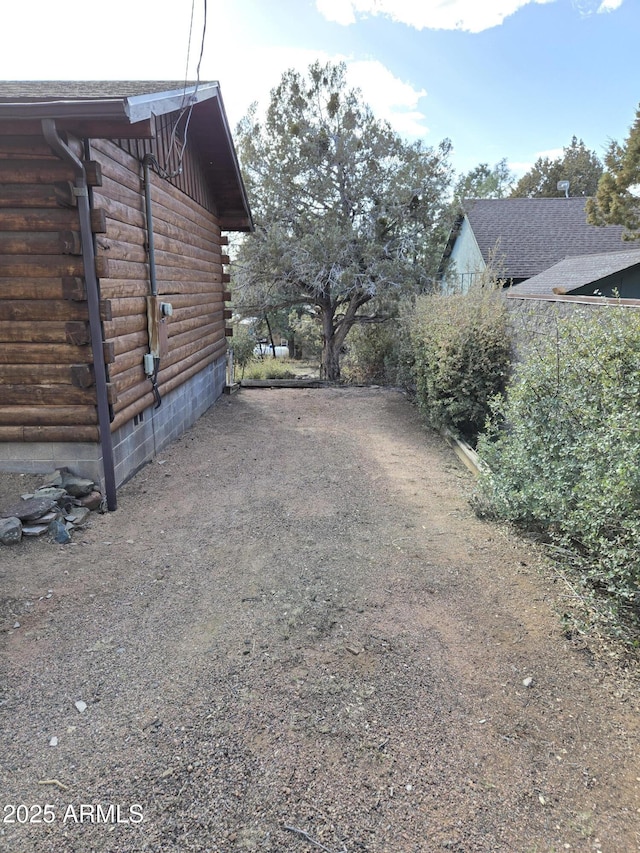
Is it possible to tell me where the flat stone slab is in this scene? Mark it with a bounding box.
[240,379,330,388]
[34,487,68,501]
[1,497,57,522]
[22,524,50,537]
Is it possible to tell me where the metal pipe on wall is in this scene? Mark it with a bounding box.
[142,154,158,297]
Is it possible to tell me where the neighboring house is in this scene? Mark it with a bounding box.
[440,197,627,291]
[0,81,253,509]
[507,247,640,300]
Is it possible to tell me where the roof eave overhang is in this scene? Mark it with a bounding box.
[0,82,253,232]
[207,89,254,232]
[0,82,221,122]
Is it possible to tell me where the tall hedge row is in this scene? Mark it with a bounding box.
[476,304,640,623]
[406,286,511,442]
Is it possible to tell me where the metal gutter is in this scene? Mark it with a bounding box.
[0,99,127,120]
[0,84,219,123]
[41,118,118,511]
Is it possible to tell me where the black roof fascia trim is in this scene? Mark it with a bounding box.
[209,88,254,231]
[0,98,128,120]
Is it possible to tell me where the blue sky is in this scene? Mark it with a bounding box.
[1,0,637,179]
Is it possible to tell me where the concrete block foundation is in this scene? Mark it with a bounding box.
[0,356,226,491]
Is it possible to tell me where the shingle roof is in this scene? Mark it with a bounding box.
[464,197,627,279]
[508,247,640,296]
[0,81,206,100]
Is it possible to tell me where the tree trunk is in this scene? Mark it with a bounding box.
[319,290,374,381]
[264,314,277,358]
[321,335,342,381]
[320,306,341,381]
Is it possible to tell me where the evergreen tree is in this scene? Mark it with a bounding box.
[586,104,640,238]
[233,61,453,380]
[511,136,603,198]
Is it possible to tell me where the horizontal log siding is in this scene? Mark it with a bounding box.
[90,139,227,428]
[116,113,216,214]
[0,135,100,440]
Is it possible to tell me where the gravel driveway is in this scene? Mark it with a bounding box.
[1,387,639,852]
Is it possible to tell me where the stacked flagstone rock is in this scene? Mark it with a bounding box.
[0,468,104,546]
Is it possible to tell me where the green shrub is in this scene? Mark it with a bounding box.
[407,284,511,442]
[477,304,640,624]
[342,322,397,384]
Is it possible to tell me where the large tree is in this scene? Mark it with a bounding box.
[586,104,640,238]
[233,61,453,380]
[511,136,603,198]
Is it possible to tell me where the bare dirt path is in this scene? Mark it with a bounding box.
[1,387,639,853]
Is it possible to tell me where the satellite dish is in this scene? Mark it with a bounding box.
[557,180,570,198]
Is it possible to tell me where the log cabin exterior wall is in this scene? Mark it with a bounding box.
[90,137,228,433]
[0,134,100,444]
[0,83,252,501]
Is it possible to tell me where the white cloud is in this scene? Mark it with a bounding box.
[534,147,564,160]
[212,40,430,140]
[508,161,534,178]
[316,0,557,33]
[346,60,429,137]
[597,0,624,11]
[315,0,358,25]
[214,45,332,127]
[508,147,564,178]
[571,0,624,13]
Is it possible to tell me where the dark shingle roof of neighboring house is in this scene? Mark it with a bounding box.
[508,247,640,297]
[450,197,627,281]
[0,81,253,231]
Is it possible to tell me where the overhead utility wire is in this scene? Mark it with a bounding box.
[182,0,197,102]
[152,0,208,180]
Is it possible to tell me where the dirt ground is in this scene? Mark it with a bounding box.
[1,386,639,853]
